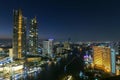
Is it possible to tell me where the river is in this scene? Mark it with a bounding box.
[19,53,84,80]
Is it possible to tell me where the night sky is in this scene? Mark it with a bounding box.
[0,0,120,41]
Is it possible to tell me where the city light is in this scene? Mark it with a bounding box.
[0,1,120,80]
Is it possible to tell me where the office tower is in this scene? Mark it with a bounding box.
[111,48,116,74]
[93,46,111,72]
[13,9,27,59]
[93,46,104,69]
[29,17,38,54]
[43,39,53,56]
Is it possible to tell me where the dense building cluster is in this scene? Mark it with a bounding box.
[0,9,120,80]
[13,9,38,59]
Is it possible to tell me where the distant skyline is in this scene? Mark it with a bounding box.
[0,0,120,41]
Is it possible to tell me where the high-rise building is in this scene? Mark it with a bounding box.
[13,9,27,59]
[43,39,53,56]
[93,46,105,69]
[111,48,116,74]
[29,17,38,54]
[93,46,116,73]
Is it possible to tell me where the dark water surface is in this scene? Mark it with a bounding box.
[20,54,84,80]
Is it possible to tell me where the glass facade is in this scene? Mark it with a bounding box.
[13,9,26,59]
[93,46,111,72]
[29,17,38,54]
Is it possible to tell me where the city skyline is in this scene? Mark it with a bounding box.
[0,0,120,41]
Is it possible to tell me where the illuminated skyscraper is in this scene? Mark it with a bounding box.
[29,17,38,54]
[93,46,111,72]
[13,9,27,59]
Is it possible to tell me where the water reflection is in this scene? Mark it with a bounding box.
[18,59,64,80]
[19,54,82,80]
